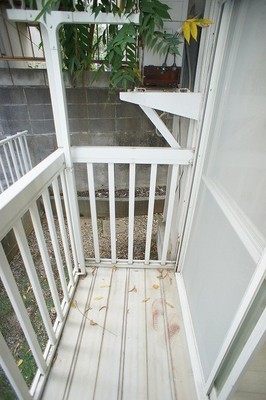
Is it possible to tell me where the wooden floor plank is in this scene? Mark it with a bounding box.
[93,268,128,400]
[145,268,174,400]
[161,270,197,400]
[121,269,148,400]
[42,267,197,400]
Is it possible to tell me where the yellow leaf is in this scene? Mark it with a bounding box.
[196,18,213,27]
[142,297,150,303]
[70,301,76,308]
[182,21,191,44]
[16,359,23,367]
[93,296,104,301]
[112,265,118,272]
[129,285,137,293]
[166,302,175,309]
[190,22,198,41]
[152,284,159,290]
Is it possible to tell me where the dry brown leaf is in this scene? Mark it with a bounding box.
[93,296,104,301]
[99,305,107,311]
[90,320,98,326]
[142,297,150,303]
[129,285,137,293]
[166,302,174,309]
[16,359,23,367]
[152,284,159,289]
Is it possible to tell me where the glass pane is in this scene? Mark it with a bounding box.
[183,185,256,378]
[205,0,266,241]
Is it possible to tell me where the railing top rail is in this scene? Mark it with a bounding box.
[0,149,65,240]
[0,130,28,146]
[71,146,194,165]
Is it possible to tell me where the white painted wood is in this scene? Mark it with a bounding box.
[122,269,148,399]
[66,268,113,400]
[60,171,78,273]
[93,269,128,400]
[13,140,24,176]
[139,106,180,148]
[144,268,174,400]
[87,163,100,263]
[108,163,117,264]
[161,165,179,265]
[29,202,63,322]
[218,308,266,400]
[120,92,203,120]
[0,244,47,374]
[42,189,70,302]
[18,134,30,172]
[0,153,9,188]
[128,164,136,264]
[0,331,31,400]
[3,144,15,183]
[145,164,157,265]
[71,146,193,165]
[13,219,56,345]
[52,179,75,286]
[7,9,140,26]
[7,140,20,180]
[0,149,65,240]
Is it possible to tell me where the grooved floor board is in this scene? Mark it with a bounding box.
[42,267,197,400]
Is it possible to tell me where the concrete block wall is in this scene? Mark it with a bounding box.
[0,69,172,191]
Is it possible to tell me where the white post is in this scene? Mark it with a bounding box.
[38,17,86,274]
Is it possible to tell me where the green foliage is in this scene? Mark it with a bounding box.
[31,0,183,90]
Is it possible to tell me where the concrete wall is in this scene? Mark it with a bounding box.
[0,69,172,190]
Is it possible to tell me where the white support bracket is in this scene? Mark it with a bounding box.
[120,91,203,120]
[139,106,180,148]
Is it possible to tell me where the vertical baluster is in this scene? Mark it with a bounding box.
[108,163,116,263]
[0,332,31,400]
[0,244,47,374]
[3,144,15,184]
[22,133,32,170]
[0,179,3,193]
[0,153,10,188]
[18,134,30,172]
[7,140,20,180]
[29,202,63,322]
[87,163,100,263]
[145,164,157,264]
[52,179,75,286]
[60,171,78,272]
[42,189,70,302]
[14,138,25,176]
[161,164,179,265]
[13,219,56,345]
[128,163,136,264]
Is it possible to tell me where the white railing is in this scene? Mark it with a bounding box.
[72,146,193,267]
[0,131,32,193]
[0,149,79,400]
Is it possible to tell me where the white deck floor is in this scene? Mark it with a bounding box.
[42,267,197,400]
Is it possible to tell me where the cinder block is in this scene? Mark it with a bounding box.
[66,88,87,104]
[68,104,87,119]
[0,69,13,86]
[12,69,46,86]
[0,88,26,105]
[87,118,116,133]
[28,104,54,120]
[87,103,115,119]
[31,119,55,134]
[116,102,142,118]
[86,88,111,104]
[69,118,89,133]
[0,105,29,121]
[25,88,52,105]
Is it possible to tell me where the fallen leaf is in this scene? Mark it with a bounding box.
[152,284,159,289]
[166,302,174,309]
[90,320,98,326]
[112,265,118,271]
[100,284,111,288]
[142,297,150,303]
[70,301,76,308]
[84,306,92,313]
[26,286,32,294]
[16,359,23,367]
[129,285,137,293]
[94,296,104,301]
[99,305,107,311]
